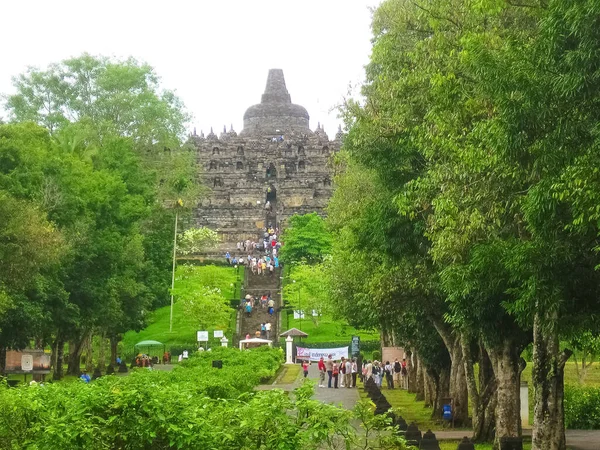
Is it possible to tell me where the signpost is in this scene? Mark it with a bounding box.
[351,335,360,357]
[214,330,224,338]
[197,331,209,342]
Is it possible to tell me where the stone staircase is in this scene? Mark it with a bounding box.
[239,269,281,341]
[235,204,282,347]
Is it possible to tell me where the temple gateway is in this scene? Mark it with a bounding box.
[191,69,341,250]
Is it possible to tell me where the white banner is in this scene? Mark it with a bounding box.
[296,346,349,362]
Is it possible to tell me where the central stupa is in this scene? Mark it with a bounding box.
[241,69,310,135]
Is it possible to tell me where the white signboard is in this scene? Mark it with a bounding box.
[296,346,349,362]
[293,310,305,319]
[21,354,33,371]
[197,331,209,342]
[214,330,224,338]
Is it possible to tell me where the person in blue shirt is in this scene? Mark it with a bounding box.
[80,370,91,383]
[116,356,122,365]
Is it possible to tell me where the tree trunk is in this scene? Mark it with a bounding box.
[462,334,497,442]
[407,349,417,393]
[425,365,450,418]
[67,332,88,376]
[415,355,425,401]
[488,338,523,448]
[433,321,469,425]
[0,346,6,375]
[110,335,119,366]
[85,333,93,372]
[424,366,434,407]
[52,335,65,380]
[532,308,571,450]
[98,332,106,369]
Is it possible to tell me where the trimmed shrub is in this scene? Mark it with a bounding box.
[564,385,600,429]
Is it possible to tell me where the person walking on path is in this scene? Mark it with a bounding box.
[344,359,352,389]
[326,355,334,388]
[363,360,373,382]
[265,322,271,339]
[393,359,401,388]
[318,357,326,387]
[332,361,339,389]
[401,358,408,389]
[384,361,394,389]
[302,360,310,378]
[340,357,346,387]
[351,358,358,387]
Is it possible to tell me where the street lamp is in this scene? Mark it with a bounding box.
[293,280,301,331]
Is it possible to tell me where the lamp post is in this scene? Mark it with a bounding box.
[169,210,178,333]
[293,280,301,331]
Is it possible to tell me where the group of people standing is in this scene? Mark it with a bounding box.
[311,355,359,389]
[225,225,282,274]
[363,358,408,390]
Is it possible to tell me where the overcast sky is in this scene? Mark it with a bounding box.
[0,0,381,138]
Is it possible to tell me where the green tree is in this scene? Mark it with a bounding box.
[279,213,331,265]
[5,53,188,149]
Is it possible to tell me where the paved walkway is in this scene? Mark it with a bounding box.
[435,430,600,450]
[306,363,359,410]
[256,363,360,410]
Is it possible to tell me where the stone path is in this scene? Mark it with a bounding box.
[306,363,359,410]
[255,363,360,410]
[435,430,600,450]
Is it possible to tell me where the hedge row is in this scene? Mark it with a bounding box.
[564,385,600,429]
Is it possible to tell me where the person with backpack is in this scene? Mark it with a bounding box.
[384,361,394,389]
[393,358,402,388]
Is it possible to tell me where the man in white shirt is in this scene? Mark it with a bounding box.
[265,322,272,339]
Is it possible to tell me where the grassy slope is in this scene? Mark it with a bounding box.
[283,314,379,343]
[120,265,242,357]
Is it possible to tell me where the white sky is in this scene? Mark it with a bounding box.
[0,0,381,138]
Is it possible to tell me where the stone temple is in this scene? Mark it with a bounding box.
[191,69,341,250]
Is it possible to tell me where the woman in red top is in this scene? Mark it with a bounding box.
[317,357,326,387]
[302,360,310,378]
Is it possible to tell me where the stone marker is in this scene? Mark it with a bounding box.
[499,436,523,450]
[457,437,475,450]
[405,422,422,447]
[419,430,440,450]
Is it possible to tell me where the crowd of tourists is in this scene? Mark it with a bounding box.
[362,358,408,389]
[242,292,276,317]
[306,355,359,388]
[225,225,282,273]
[304,355,409,390]
[244,320,273,340]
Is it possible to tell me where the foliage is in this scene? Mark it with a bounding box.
[564,385,600,430]
[4,53,188,149]
[0,347,411,450]
[284,263,331,326]
[279,213,331,265]
[121,265,240,356]
[177,227,218,256]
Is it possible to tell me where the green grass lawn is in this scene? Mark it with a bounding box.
[278,364,301,384]
[120,265,242,359]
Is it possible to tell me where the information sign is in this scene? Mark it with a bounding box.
[197,331,209,342]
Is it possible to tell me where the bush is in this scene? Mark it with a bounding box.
[564,385,600,429]
[0,347,412,450]
[372,350,382,362]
